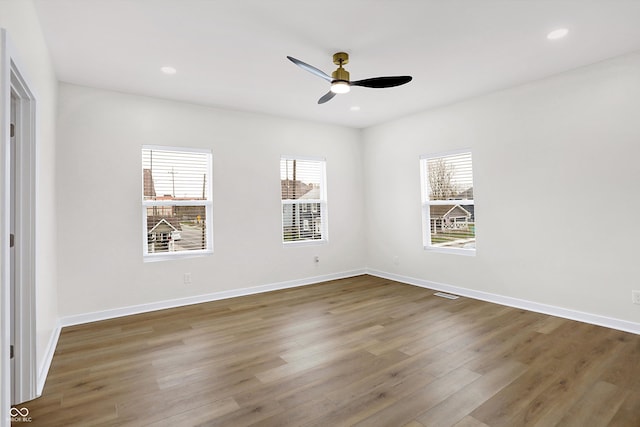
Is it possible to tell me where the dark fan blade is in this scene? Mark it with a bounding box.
[350,76,412,88]
[318,91,336,104]
[287,56,332,82]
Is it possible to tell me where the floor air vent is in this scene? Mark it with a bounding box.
[434,292,459,300]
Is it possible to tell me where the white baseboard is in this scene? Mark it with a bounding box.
[60,269,366,327]
[37,322,61,396]
[58,267,640,334]
[367,269,640,335]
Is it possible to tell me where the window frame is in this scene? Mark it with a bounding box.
[142,145,213,262]
[420,149,476,256]
[280,155,328,246]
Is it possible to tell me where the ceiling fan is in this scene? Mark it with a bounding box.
[287,52,412,104]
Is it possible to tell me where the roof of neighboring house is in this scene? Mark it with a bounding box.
[299,185,320,200]
[455,187,474,200]
[281,180,313,200]
[430,204,472,219]
[147,217,182,233]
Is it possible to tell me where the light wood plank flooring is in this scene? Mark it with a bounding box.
[15,275,640,426]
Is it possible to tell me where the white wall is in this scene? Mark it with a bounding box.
[56,83,365,317]
[363,52,640,325]
[0,0,59,394]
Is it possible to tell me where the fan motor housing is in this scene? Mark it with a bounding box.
[331,67,350,82]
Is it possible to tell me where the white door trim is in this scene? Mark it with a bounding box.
[1,27,11,427]
[10,42,37,406]
[1,28,37,426]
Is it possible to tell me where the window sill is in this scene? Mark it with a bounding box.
[143,249,213,263]
[424,246,476,256]
[283,239,328,247]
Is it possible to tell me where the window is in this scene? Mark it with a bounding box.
[142,146,213,260]
[280,156,327,243]
[420,150,475,255]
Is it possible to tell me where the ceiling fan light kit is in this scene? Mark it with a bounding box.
[287,52,412,104]
[330,81,351,94]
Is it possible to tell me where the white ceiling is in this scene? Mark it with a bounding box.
[34,0,640,128]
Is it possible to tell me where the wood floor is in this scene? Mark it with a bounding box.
[16,275,640,426]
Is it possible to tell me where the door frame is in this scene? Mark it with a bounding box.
[1,28,37,421]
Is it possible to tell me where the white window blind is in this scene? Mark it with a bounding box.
[420,150,475,254]
[142,146,213,259]
[280,156,327,243]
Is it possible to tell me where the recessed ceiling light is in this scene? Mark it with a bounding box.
[350,106,361,112]
[547,28,569,40]
[161,66,177,75]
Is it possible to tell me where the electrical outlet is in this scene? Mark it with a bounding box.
[632,290,640,305]
[184,273,192,285]
[393,256,399,265]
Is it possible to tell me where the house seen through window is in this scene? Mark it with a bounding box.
[142,146,213,259]
[420,150,475,254]
[280,156,327,243]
